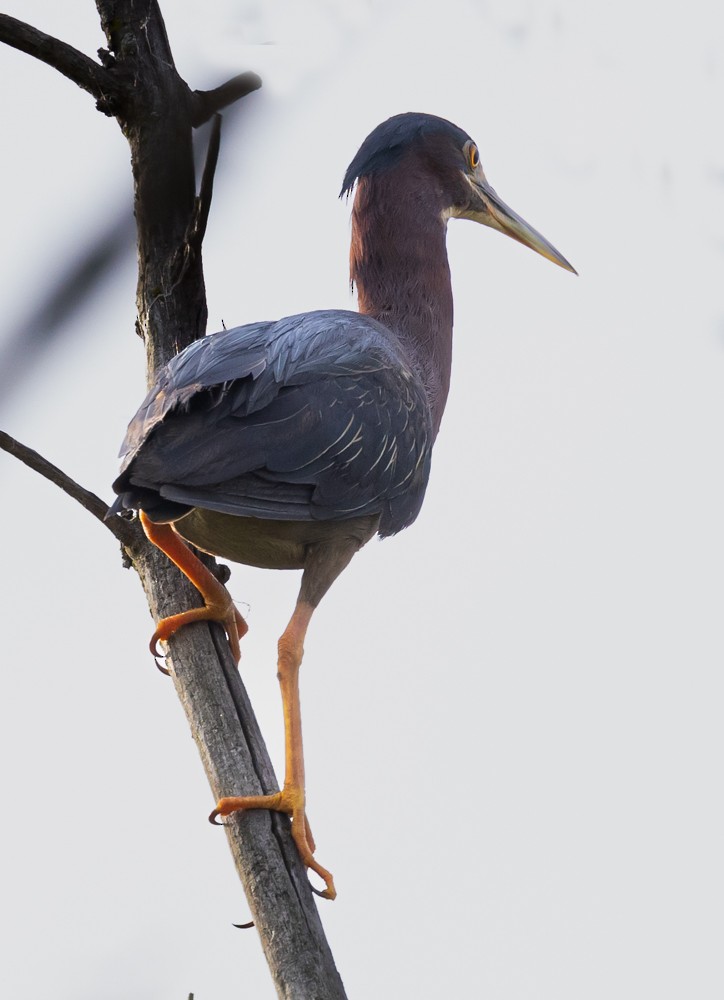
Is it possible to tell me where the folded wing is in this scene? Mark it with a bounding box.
[113,310,433,537]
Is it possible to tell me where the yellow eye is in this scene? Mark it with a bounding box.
[469,143,480,169]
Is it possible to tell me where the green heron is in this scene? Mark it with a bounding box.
[110,112,575,899]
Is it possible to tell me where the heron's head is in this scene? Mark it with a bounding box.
[341,112,576,274]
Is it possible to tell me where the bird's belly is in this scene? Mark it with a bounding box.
[174,508,379,570]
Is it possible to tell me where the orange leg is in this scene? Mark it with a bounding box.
[139,511,248,662]
[210,600,336,900]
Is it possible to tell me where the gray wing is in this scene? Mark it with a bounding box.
[113,310,433,536]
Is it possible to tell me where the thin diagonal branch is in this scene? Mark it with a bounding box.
[188,114,222,253]
[0,14,122,113]
[146,115,224,329]
[0,206,135,404]
[0,430,139,548]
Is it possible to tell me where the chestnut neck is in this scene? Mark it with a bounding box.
[349,164,453,438]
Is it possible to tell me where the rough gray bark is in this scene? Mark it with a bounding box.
[0,4,347,997]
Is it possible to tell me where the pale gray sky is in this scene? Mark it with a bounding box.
[2,1,723,997]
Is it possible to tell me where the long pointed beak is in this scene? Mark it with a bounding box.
[469,178,577,275]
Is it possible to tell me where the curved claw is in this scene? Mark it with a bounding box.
[301,855,336,901]
[148,602,247,667]
[153,655,171,676]
[309,882,335,900]
[208,806,227,826]
[148,633,172,675]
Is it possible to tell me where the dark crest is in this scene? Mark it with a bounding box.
[340,112,471,198]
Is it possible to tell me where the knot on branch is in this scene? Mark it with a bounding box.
[94,47,134,117]
[96,93,121,117]
[97,46,116,69]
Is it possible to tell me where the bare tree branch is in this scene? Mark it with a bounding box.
[190,72,262,127]
[0,429,139,548]
[0,14,123,113]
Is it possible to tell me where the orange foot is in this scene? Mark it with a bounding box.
[150,596,248,662]
[139,511,248,663]
[210,787,336,900]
